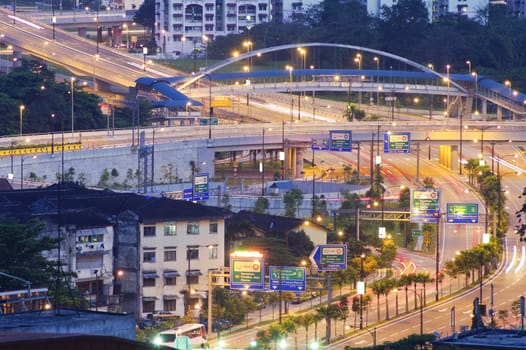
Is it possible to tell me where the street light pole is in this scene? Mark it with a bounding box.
[142,47,148,71]
[435,212,441,302]
[19,105,25,135]
[70,77,75,136]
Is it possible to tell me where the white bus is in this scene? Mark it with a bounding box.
[153,323,209,349]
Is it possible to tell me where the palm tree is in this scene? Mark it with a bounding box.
[398,274,413,313]
[267,292,280,320]
[413,272,433,305]
[312,311,324,342]
[296,314,314,348]
[382,278,396,320]
[268,324,285,350]
[281,317,297,349]
[316,306,331,343]
[369,280,383,321]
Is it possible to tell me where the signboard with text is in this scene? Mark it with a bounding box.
[193,173,209,200]
[309,244,347,271]
[269,266,307,292]
[311,138,329,151]
[410,188,440,223]
[383,132,410,153]
[329,130,352,152]
[230,256,265,290]
[446,203,479,224]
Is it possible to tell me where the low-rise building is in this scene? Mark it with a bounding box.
[0,184,229,321]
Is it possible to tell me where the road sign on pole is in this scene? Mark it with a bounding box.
[329,130,352,152]
[309,244,347,271]
[410,188,440,223]
[269,266,307,292]
[230,253,265,290]
[383,132,410,153]
[193,173,209,200]
[446,203,479,223]
[311,138,329,150]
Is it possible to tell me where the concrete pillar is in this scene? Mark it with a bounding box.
[496,106,502,121]
[481,100,487,119]
[295,148,303,178]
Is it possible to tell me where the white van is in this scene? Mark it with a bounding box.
[153,323,209,349]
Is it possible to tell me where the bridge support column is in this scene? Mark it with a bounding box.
[481,100,488,120]
[295,148,304,179]
[78,27,87,37]
[496,106,502,121]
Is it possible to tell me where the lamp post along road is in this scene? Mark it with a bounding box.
[19,105,25,135]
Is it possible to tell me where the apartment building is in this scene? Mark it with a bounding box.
[154,0,312,57]
[0,184,228,321]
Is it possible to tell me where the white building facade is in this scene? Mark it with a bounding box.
[139,217,225,319]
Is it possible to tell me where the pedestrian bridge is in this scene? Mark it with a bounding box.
[137,43,526,121]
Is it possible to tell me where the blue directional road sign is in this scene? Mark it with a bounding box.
[269,266,307,292]
[446,203,479,224]
[311,138,329,151]
[309,244,347,271]
[329,130,352,152]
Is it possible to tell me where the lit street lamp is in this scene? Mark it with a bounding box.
[466,60,471,73]
[142,46,148,71]
[70,77,75,135]
[261,128,271,196]
[19,105,25,135]
[374,56,379,105]
[243,40,253,72]
[445,64,451,117]
[185,245,213,316]
[202,35,209,68]
[286,65,294,122]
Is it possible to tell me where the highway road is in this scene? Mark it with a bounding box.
[204,143,526,349]
[0,8,177,88]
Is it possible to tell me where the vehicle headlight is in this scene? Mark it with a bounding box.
[153,336,162,345]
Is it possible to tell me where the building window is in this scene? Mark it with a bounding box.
[163,299,177,311]
[164,249,177,261]
[144,226,156,237]
[186,223,199,235]
[187,275,199,285]
[187,247,199,260]
[164,222,177,236]
[165,277,177,286]
[143,300,155,313]
[208,246,218,259]
[209,222,218,234]
[143,251,156,263]
[143,278,156,287]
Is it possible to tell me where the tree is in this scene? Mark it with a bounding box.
[283,188,304,218]
[254,196,270,214]
[296,314,314,347]
[0,217,58,291]
[399,274,413,313]
[379,0,430,58]
[133,0,156,44]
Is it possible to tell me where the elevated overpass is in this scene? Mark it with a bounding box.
[1,9,525,120]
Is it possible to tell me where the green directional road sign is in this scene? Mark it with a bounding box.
[230,257,265,290]
[383,132,410,153]
[446,203,479,224]
[329,130,352,152]
[412,229,422,237]
[410,188,440,223]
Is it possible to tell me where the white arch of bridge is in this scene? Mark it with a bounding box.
[179,42,468,95]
